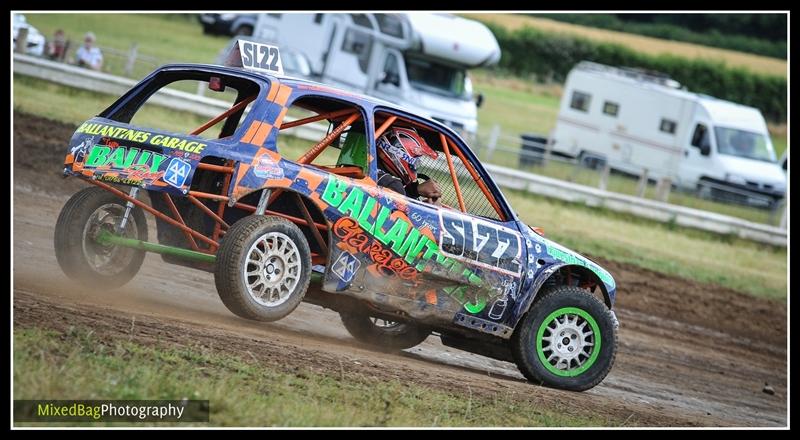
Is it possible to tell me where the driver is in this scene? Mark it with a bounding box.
[376,126,443,204]
[731,131,755,155]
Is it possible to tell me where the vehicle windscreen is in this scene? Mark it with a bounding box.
[714,126,776,163]
[405,54,470,100]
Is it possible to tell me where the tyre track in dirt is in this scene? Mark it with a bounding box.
[12,112,787,426]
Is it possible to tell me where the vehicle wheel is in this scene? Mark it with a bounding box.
[54,186,147,288]
[235,25,253,36]
[511,285,617,391]
[339,311,430,350]
[697,179,713,200]
[578,151,605,170]
[214,215,311,322]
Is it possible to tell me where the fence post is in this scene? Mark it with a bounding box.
[776,199,787,229]
[543,136,553,167]
[15,27,28,54]
[655,177,672,202]
[779,204,787,229]
[636,168,649,198]
[486,124,500,161]
[598,163,610,191]
[123,43,138,77]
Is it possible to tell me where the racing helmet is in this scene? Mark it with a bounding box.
[376,127,438,185]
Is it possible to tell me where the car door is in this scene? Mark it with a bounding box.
[322,110,527,326]
[682,119,715,188]
[371,49,406,101]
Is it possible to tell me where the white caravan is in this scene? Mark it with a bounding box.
[550,61,786,205]
[252,13,500,137]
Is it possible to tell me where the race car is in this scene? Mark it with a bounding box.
[55,41,619,391]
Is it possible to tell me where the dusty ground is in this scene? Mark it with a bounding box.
[12,112,788,427]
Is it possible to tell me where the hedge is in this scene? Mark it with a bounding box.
[487,23,787,122]
[531,13,786,59]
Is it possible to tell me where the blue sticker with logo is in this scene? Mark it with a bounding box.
[163,157,191,189]
[331,251,361,284]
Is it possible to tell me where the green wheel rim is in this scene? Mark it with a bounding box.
[535,307,602,377]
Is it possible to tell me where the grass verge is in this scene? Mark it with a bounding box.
[506,190,786,300]
[13,326,607,427]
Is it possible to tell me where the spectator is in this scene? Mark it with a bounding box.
[75,31,103,71]
[46,29,69,62]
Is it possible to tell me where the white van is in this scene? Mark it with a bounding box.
[549,61,786,205]
[252,13,500,137]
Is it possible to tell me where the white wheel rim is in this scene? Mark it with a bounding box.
[244,231,301,307]
[541,313,595,371]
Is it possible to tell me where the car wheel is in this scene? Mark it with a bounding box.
[54,186,147,288]
[339,311,430,350]
[214,215,311,322]
[510,285,617,391]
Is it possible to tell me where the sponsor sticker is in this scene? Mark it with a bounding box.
[253,156,284,180]
[331,251,361,283]
[163,157,192,188]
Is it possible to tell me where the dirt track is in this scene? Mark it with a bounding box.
[12,112,788,426]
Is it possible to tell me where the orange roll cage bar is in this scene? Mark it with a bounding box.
[80,99,507,270]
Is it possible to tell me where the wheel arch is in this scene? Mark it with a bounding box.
[234,185,332,263]
[512,263,612,330]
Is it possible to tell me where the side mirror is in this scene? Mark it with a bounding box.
[699,141,711,156]
[475,93,484,108]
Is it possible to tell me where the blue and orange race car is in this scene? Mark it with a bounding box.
[55,42,618,391]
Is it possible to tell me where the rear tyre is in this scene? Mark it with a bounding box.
[511,285,617,391]
[339,311,430,350]
[54,186,147,289]
[214,215,311,322]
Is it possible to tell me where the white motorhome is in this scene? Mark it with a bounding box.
[550,61,786,205]
[252,13,500,137]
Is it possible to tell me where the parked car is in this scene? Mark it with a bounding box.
[13,14,46,57]
[199,13,257,36]
[55,42,618,391]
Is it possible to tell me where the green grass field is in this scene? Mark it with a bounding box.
[465,13,787,78]
[25,14,227,79]
[14,327,607,427]
[12,75,786,300]
[507,191,786,300]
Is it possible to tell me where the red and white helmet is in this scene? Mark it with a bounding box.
[376,127,438,185]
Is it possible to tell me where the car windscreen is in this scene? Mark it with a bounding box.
[714,126,776,163]
[405,54,470,101]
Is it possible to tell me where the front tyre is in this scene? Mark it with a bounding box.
[214,215,311,322]
[511,286,617,391]
[54,186,148,288]
[339,311,430,350]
